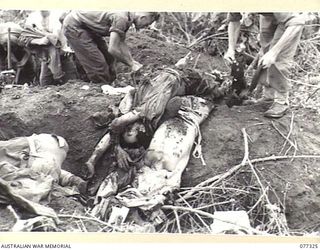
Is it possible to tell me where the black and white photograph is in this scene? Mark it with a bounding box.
[0,9,319,238]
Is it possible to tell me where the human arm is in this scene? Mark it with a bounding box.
[110,111,142,170]
[224,13,242,64]
[85,133,111,179]
[259,25,303,68]
[224,21,241,63]
[108,32,142,71]
[110,110,141,133]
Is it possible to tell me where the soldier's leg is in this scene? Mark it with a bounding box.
[64,21,113,84]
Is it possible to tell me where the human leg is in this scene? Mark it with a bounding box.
[264,23,303,118]
[39,60,54,86]
[63,21,114,84]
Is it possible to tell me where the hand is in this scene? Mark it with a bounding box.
[258,51,276,69]
[62,46,74,57]
[36,36,50,45]
[131,60,143,72]
[224,48,236,64]
[115,145,133,171]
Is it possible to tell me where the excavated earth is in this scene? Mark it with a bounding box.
[0,31,319,233]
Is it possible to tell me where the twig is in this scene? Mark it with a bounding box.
[280,112,296,154]
[179,154,320,202]
[270,120,297,155]
[173,210,182,233]
[291,139,298,162]
[177,193,211,232]
[284,144,293,156]
[306,88,320,102]
[248,186,269,214]
[79,218,88,232]
[241,128,250,165]
[248,159,283,234]
[179,186,250,194]
[58,214,122,232]
[180,128,249,202]
[162,205,266,235]
[188,31,228,48]
[169,13,191,45]
[285,76,319,87]
[193,53,201,69]
[242,129,282,233]
[197,199,235,210]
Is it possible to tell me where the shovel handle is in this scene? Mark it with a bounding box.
[7,28,12,70]
[248,65,263,93]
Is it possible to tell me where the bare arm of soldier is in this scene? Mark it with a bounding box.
[224,20,241,64]
[108,32,133,66]
[108,32,142,71]
[259,25,303,68]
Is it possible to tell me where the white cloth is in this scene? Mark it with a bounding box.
[116,96,213,210]
[25,11,72,52]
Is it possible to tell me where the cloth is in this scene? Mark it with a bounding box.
[24,12,68,84]
[0,134,78,217]
[70,11,132,38]
[117,96,213,211]
[39,53,77,85]
[0,22,65,84]
[25,10,71,52]
[133,68,185,130]
[18,28,65,83]
[227,12,305,104]
[62,11,128,84]
[25,12,60,42]
[0,22,23,46]
[227,12,305,27]
[133,67,223,130]
[93,96,213,219]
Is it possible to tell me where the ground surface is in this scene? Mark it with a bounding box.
[0,31,319,233]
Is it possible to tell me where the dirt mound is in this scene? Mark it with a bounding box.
[183,104,320,231]
[0,31,319,233]
[0,82,121,177]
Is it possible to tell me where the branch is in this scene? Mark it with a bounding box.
[177,193,211,232]
[280,112,296,154]
[241,128,250,165]
[162,205,267,235]
[179,154,320,202]
[188,31,228,48]
[173,210,182,233]
[58,214,122,232]
[169,13,191,44]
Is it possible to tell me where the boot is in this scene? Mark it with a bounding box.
[264,102,289,118]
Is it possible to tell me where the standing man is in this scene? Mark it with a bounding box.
[224,13,305,118]
[63,11,160,84]
[25,10,77,85]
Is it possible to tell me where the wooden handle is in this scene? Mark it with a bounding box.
[7,28,12,69]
